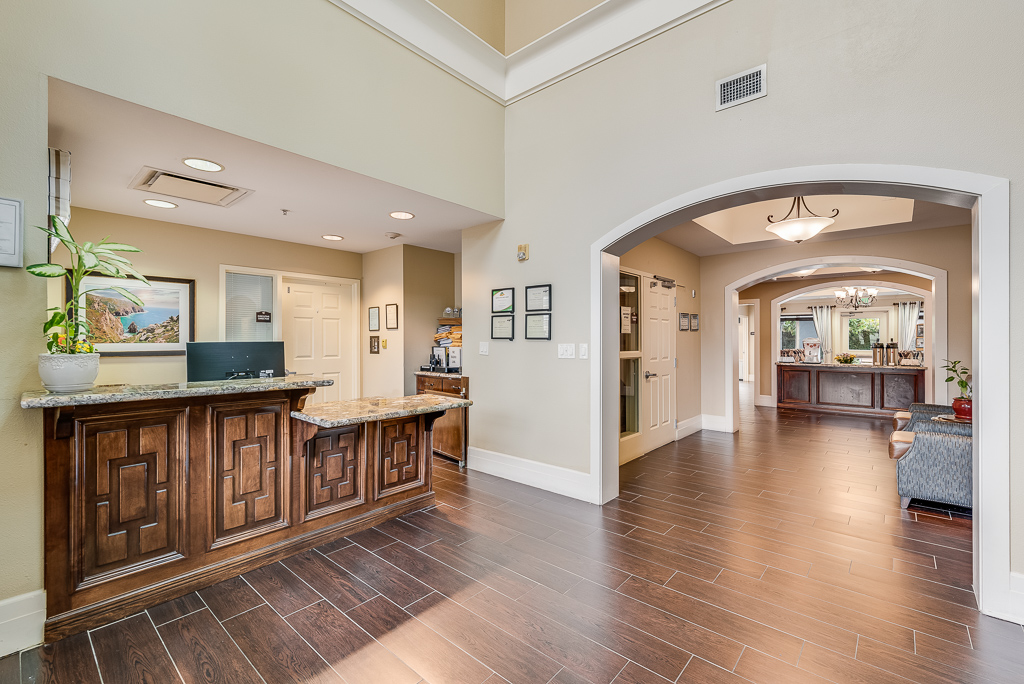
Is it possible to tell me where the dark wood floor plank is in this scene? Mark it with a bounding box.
[423,504,520,543]
[346,527,397,551]
[315,534,354,555]
[197,576,264,621]
[402,508,480,545]
[347,596,491,684]
[627,526,771,579]
[855,635,1001,684]
[502,532,631,590]
[734,648,833,684]
[517,584,692,681]
[460,536,582,594]
[147,592,206,627]
[797,642,916,684]
[407,592,563,684]
[18,631,100,684]
[529,497,642,536]
[90,613,182,684]
[418,539,539,599]
[375,518,443,548]
[679,658,748,683]
[374,541,487,603]
[281,549,379,611]
[460,503,559,539]
[463,588,628,684]
[575,528,725,582]
[913,631,1024,683]
[158,609,263,684]
[609,662,673,683]
[223,604,343,683]
[287,600,420,684]
[243,561,322,616]
[327,542,433,607]
[661,522,812,576]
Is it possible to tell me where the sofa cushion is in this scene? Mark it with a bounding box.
[893,411,912,432]
[889,431,915,460]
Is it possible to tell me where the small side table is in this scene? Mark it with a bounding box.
[932,414,972,424]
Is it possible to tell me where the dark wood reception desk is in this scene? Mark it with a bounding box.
[776,362,926,418]
[21,378,470,640]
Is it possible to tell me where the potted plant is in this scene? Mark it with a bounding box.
[26,216,147,392]
[834,353,857,365]
[942,359,972,420]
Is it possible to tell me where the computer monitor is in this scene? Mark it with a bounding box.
[186,341,285,382]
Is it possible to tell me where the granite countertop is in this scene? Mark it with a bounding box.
[414,371,463,379]
[292,394,473,429]
[776,362,928,370]
[21,376,333,409]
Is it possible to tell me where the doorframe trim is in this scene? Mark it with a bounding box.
[218,264,362,399]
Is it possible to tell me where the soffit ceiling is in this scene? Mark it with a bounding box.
[658,198,971,257]
[48,80,499,254]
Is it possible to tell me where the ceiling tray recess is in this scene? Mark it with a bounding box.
[129,167,253,207]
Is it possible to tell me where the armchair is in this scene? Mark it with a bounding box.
[888,430,972,509]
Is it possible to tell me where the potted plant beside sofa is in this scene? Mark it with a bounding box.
[26,216,147,392]
[942,359,972,420]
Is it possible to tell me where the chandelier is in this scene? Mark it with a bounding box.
[765,197,840,243]
[834,286,878,310]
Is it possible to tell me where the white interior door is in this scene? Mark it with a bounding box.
[283,279,355,405]
[640,278,676,454]
[738,314,749,380]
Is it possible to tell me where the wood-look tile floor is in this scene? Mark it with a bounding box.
[3,390,1022,683]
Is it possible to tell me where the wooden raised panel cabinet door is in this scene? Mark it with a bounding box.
[305,426,364,519]
[376,417,425,499]
[212,401,289,546]
[79,410,185,585]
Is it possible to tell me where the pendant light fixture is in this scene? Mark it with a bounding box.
[834,285,878,310]
[765,196,839,243]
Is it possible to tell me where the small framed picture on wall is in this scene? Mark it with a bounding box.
[916,323,924,338]
[679,313,690,331]
[690,313,700,331]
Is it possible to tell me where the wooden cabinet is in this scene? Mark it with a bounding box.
[776,364,926,417]
[416,373,468,467]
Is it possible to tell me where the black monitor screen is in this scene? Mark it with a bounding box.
[186,342,285,382]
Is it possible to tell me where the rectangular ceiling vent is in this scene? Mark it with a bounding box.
[129,167,253,207]
[716,64,766,111]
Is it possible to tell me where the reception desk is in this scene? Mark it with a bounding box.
[21,378,470,640]
[776,363,926,418]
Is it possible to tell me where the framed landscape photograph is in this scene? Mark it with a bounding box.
[68,274,195,356]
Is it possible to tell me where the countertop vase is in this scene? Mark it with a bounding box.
[38,352,100,392]
[952,397,973,420]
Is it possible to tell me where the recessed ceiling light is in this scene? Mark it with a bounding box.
[182,158,224,172]
[389,211,415,220]
[321,234,344,241]
[144,199,177,209]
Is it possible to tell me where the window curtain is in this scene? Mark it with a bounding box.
[896,301,921,350]
[810,305,833,359]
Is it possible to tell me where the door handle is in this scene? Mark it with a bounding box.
[644,371,658,379]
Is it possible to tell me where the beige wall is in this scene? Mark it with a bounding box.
[454,252,463,308]
[505,0,605,54]
[0,0,502,606]
[361,246,406,397]
[403,246,456,395]
[53,209,362,385]
[619,238,702,423]
[739,271,939,393]
[432,0,505,53]
[474,1,1024,567]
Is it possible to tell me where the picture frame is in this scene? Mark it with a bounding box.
[68,273,195,356]
[492,287,515,313]
[916,323,924,338]
[370,335,380,354]
[491,314,514,340]
[915,337,924,349]
[385,303,399,330]
[368,306,380,331]
[525,313,551,340]
[679,312,690,331]
[525,284,552,312]
[432,346,447,365]
[689,313,700,331]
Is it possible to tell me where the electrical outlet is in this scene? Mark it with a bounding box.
[479,341,489,356]
[558,343,575,359]
[579,343,589,359]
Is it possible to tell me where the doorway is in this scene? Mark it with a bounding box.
[282,277,356,405]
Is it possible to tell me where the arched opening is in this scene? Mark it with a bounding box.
[589,165,1010,618]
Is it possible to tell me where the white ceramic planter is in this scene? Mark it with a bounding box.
[38,352,100,392]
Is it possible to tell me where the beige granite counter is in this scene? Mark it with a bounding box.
[776,362,927,370]
[292,394,472,429]
[21,375,332,409]
[414,371,463,379]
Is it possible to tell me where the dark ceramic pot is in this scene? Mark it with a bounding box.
[952,398,973,420]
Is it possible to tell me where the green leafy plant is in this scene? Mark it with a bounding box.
[834,353,857,364]
[942,359,972,400]
[26,216,148,354]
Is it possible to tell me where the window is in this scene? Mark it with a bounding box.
[780,315,816,349]
[841,311,888,355]
[225,272,275,341]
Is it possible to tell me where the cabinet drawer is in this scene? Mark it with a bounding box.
[442,377,467,397]
[416,376,443,393]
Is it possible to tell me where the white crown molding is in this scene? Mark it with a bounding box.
[325,0,730,104]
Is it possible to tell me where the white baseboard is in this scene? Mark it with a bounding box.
[0,590,44,658]
[755,394,776,407]
[674,414,702,440]
[700,414,735,433]
[468,446,594,502]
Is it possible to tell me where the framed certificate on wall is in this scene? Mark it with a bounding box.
[492,287,515,313]
[525,284,551,311]
[491,314,514,340]
[525,313,551,340]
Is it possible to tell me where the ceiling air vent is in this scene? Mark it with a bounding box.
[129,167,253,207]
[716,64,766,111]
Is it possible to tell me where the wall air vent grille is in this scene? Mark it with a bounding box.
[129,167,253,207]
[716,64,767,111]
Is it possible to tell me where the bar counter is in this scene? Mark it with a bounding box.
[22,377,468,640]
[776,362,927,418]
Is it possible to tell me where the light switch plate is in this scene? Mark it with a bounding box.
[558,343,575,359]
[579,343,589,359]
[479,341,489,356]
